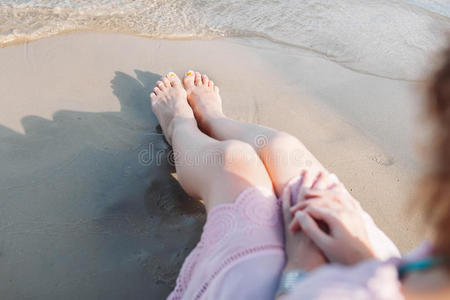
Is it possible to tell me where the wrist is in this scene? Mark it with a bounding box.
[344,244,377,265]
[357,246,377,262]
[284,260,324,273]
[284,250,327,271]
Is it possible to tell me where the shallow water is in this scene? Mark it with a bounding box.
[1,0,449,80]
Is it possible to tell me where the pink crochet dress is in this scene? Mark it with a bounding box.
[168,176,401,300]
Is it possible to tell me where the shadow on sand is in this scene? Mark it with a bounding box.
[0,70,205,299]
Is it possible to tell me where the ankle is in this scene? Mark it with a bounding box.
[202,112,227,127]
[172,115,197,129]
[168,116,196,140]
[199,113,226,135]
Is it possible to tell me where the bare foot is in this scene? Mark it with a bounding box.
[183,71,224,134]
[150,72,195,144]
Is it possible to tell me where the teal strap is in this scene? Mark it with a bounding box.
[398,256,445,279]
[276,269,308,296]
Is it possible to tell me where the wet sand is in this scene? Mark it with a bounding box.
[0,32,423,299]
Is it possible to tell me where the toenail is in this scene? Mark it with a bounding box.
[186,70,194,76]
[168,72,175,77]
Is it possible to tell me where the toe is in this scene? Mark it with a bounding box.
[209,80,214,87]
[214,86,220,94]
[194,72,202,86]
[156,81,165,90]
[183,70,195,90]
[153,87,161,95]
[167,72,181,86]
[162,77,171,87]
[150,92,157,106]
[201,74,209,85]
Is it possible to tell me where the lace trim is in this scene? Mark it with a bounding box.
[193,244,283,300]
[169,186,282,300]
[207,185,276,218]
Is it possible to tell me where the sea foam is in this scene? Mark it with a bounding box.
[0,0,449,80]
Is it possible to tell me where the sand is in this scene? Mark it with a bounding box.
[0,32,423,299]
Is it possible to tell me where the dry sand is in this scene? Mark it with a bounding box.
[0,32,423,299]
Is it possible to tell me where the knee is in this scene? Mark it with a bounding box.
[201,140,273,208]
[212,140,272,194]
[207,140,270,184]
[218,140,261,171]
[268,132,301,151]
[260,132,302,161]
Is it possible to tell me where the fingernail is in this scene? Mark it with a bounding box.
[168,72,175,77]
[186,70,194,76]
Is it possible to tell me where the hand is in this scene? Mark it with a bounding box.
[289,171,376,265]
[281,179,327,272]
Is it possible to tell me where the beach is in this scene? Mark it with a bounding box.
[0,31,430,298]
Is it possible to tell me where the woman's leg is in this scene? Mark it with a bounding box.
[151,73,326,293]
[150,73,273,211]
[182,72,326,196]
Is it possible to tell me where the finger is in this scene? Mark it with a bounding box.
[281,183,293,226]
[295,211,331,250]
[295,170,313,204]
[297,172,331,203]
[327,173,340,189]
[290,201,336,236]
[290,197,339,215]
[329,181,345,192]
[290,198,339,231]
[304,190,340,202]
[289,216,301,232]
[304,205,339,228]
[311,172,326,189]
[299,170,314,189]
[322,182,358,209]
[288,172,303,206]
[305,191,345,207]
[290,201,309,214]
[303,187,322,200]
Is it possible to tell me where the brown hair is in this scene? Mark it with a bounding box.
[420,44,450,262]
